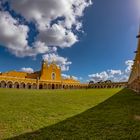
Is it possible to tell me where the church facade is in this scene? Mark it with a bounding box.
[0,60,87,89]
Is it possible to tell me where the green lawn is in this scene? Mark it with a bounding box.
[0,88,140,139]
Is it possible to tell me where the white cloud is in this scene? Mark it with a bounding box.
[8,0,92,29]
[107,69,122,75]
[0,11,28,55]
[72,76,78,80]
[62,73,80,80]
[20,67,34,73]
[0,0,92,58]
[0,11,50,57]
[125,60,133,73]
[62,74,71,79]
[38,24,78,48]
[89,71,109,82]
[43,53,72,71]
[88,60,133,82]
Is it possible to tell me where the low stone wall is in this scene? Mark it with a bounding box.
[88,82,127,89]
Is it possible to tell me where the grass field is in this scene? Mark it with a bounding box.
[0,88,140,139]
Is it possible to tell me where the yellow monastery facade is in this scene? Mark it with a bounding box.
[0,60,87,89]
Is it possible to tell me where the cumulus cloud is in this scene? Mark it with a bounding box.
[0,11,28,55]
[42,53,72,71]
[89,71,109,82]
[88,60,133,82]
[62,74,80,80]
[0,11,50,57]
[125,60,133,73]
[8,0,92,29]
[107,69,122,75]
[38,24,78,48]
[20,67,34,73]
[0,0,92,57]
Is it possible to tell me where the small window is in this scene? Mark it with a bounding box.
[52,73,56,80]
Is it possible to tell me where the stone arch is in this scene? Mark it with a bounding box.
[27,83,32,89]
[48,84,51,89]
[0,81,6,88]
[119,85,122,88]
[107,85,111,88]
[20,82,26,89]
[55,84,59,89]
[65,85,68,89]
[7,81,13,88]
[43,84,47,89]
[14,82,20,89]
[67,85,70,89]
[32,83,37,89]
[39,84,43,89]
[52,84,55,89]
[59,84,62,89]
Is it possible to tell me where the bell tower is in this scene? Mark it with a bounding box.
[40,60,48,80]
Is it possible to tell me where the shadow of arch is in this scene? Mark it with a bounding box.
[20,82,26,89]
[107,85,111,88]
[32,83,37,89]
[6,89,138,140]
[14,82,19,89]
[55,84,58,89]
[7,81,13,88]
[52,84,55,89]
[59,84,62,89]
[0,80,6,88]
[39,84,43,89]
[48,84,51,89]
[27,83,32,89]
[43,84,47,89]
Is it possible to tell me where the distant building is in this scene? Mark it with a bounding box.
[88,81,127,89]
[0,60,87,89]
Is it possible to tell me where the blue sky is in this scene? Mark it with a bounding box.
[0,0,139,82]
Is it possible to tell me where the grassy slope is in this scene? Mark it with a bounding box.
[0,88,120,139]
[6,89,140,140]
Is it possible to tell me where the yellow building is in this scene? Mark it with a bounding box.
[0,60,87,89]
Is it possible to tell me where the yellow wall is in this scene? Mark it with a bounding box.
[40,61,61,81]
[1,71,27,78]
[0,60,81,87]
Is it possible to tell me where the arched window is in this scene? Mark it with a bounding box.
[52,72,56,80]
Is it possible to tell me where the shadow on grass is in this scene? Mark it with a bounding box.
[6,89,140,140]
